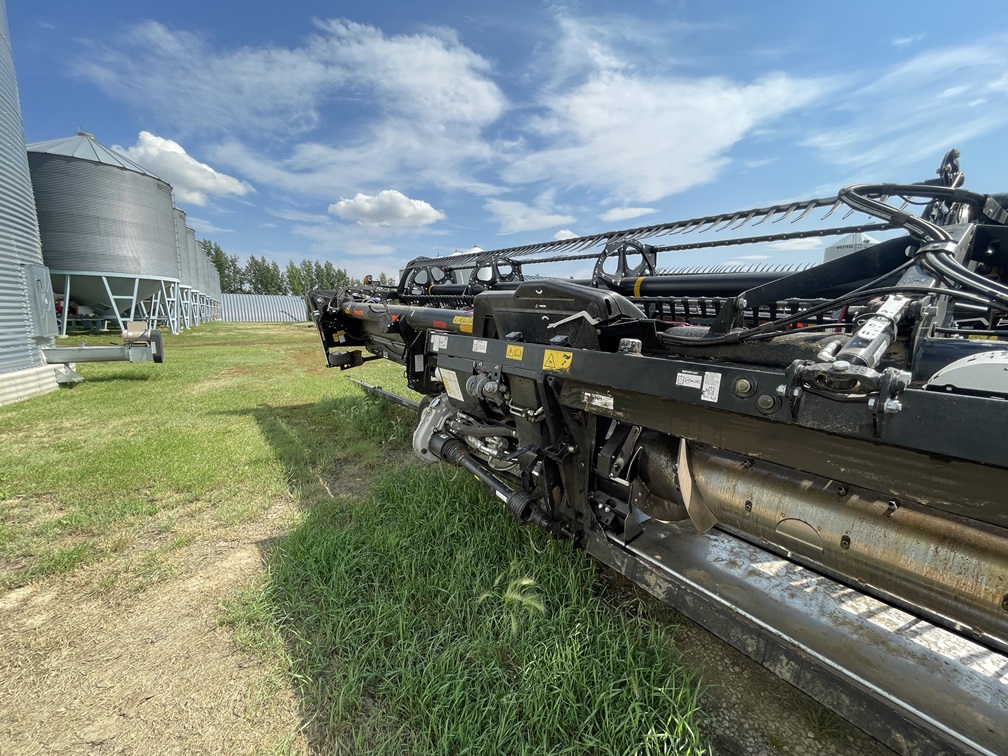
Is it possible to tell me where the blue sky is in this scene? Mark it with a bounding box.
[7,1,1008,279]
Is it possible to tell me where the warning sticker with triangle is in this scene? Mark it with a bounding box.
[542,349,573,373]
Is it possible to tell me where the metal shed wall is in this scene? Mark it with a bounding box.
[221,294,308,323]
[0,0,58,403]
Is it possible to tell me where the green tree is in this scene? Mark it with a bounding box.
[202,239,245,293]
[267,260,286,294]
[300,260,317,292]
[244,255,269,294]
[286,260,306,296]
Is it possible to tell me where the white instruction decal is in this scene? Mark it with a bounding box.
[472,339,488,354]
[414,354,424,373]
[676,371,703,390]
[701,372,722,402]
[583,391,614,411]
[431,333,448,352]
[436,368,464,401]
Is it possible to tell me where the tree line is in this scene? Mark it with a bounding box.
[201,240,394,295]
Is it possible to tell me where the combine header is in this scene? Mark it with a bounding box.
[309,151,1008,754]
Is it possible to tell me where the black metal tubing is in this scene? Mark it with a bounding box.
[707,234,914,333]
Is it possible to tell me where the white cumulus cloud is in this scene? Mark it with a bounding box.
[600,207,655,223]
[553,229,578,240]
[114,131,253,206]
[329,190,445,227]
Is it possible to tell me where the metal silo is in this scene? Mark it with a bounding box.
[186,227,205,323]
[173,208,193,328]
[0,0,58,405]
[27,132,181,333]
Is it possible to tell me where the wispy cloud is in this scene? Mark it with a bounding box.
[186,216,234,234]
[600,207,655,223]
[503,15,830,203]
[803,37,1008,173]
[485,197,575,234]
[79,19,506,202]
[892,33,925,47]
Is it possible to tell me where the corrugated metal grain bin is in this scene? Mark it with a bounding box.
[222,294,308,323]
[27,132,180,312]
[0,0,58,404]
[187,227,203,292]
[173,208,192,288]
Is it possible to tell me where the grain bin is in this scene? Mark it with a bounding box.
[27,132,181,332]
[173,208,193,327]
[0,0,59,405]
[185,226,206,323]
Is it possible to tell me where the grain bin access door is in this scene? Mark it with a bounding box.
[24,263,57,341]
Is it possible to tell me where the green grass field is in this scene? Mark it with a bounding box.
[0,322,709,754]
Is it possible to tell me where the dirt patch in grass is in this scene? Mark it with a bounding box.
[0,500,306,755]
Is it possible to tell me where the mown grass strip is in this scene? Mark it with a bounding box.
[0,322,408,587]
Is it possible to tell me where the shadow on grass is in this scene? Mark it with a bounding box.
[226,393,708,755]
[79,372,157,384]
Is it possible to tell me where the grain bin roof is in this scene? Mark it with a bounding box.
[26,132,162,180]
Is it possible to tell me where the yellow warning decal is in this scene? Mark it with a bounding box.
[452,315,473,334]
[506,344,524,361]
[968,334,1000,341]
[634,276,645,297]
[542,349,573,373]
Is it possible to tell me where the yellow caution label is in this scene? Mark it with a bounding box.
[506,344,524,361]
[968,334,1000,341]
[542,349,573,373]
[453,315,473,334]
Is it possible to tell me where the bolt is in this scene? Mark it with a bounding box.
[836,485,848,496]
[756,394,776,412]
[738,297,748,309]
[741,458,753,469]
[776,384,787,397]
[840,535,851,550]
[883,398,903,414]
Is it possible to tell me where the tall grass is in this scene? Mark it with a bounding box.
[238,464,707,754]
